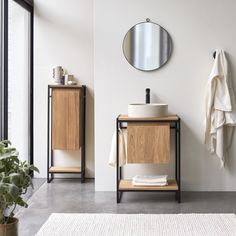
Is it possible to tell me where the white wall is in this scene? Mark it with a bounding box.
[34,0,94,177]
[94,0,236,191]
[34,0,236,190]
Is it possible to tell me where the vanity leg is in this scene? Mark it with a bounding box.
[117,191,121,203]
[178,192,181,203]
[175,122,178,180]
[175,121,178,201]
[116,118,120,203]
[117,191,123,203]
[177,120,181,203]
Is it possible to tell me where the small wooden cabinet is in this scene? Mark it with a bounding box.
[52,88,81,150]
[47,85,86,183]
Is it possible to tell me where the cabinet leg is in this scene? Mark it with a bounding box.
[117,191,122,203]
[178,191,181,203]
[81,172,85,183]
[47,171,50,183]
[47,174,53,183]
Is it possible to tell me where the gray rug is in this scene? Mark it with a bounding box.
[36,213,236,236]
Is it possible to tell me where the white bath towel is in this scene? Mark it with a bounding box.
[132,175,168,186]
[132,175,168,184]
[132,181,168,187]
[109,129,127,167]
[205,49,236,166]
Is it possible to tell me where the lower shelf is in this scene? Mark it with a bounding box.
[49,166,81,173]
[119,179,178,191]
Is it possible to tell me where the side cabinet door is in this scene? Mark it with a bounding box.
[52,88,80,150]
[127,122,170,163]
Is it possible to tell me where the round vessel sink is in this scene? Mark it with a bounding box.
[128,103,168,118]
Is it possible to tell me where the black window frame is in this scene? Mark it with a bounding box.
[2,0,34,165]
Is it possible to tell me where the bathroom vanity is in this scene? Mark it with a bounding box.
[47,85,86,183]
[116,115,181,203]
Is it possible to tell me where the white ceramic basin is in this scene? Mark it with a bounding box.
[128,103,168,118]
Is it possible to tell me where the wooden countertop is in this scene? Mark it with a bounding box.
[118,114,179,121]
[49,84,84,88]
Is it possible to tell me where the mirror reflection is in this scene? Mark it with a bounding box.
[123,21,172,71]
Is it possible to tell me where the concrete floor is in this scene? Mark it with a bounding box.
[24,178,46,202]
[16,179,236,236]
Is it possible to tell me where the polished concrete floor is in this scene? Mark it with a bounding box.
[16,179,236,236]
[24,178,46,202]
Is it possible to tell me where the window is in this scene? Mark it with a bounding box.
[2,0,33,164]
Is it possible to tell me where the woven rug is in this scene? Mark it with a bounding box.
[36,213,236,236]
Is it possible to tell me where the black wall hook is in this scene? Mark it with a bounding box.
[213,51,216,59]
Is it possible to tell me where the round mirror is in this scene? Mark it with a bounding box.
[123,20,172,71]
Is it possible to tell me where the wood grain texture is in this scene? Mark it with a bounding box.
[49,166,81,173]
[127,123,170,163]
[118,114,179,121]
[119,179,178,191]
[52,88,81,150]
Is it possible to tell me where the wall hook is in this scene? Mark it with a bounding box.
[213,51,216,59]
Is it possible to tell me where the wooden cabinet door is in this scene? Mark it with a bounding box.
[52,88,81,150]
[127,123,170,163]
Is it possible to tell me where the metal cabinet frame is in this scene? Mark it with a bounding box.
[116,115,181,203]
[47,85,86,183]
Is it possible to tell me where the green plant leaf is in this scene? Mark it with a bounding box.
[7,183,20,199]
[15,197,27,207]
[0,140,39,219]
[30,165,40,173]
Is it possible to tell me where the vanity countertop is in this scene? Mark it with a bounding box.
[118,114,179,121]
[49,84,83,88]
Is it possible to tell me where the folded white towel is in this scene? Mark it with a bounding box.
[109,129,127,167]
[132,181,168,187]
[132,175,168,184]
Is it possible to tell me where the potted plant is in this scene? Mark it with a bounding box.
[0,140,39,236]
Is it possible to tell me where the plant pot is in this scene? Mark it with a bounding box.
[0,217,18,236]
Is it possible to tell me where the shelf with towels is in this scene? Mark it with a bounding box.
[116,114,181,203]
[119,179,178,191]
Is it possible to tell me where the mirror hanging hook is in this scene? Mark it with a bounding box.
[146,18,150,22]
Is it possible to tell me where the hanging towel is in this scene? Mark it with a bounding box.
[109,129,127,167]
[205,49,236,166]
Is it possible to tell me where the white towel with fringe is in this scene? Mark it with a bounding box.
[109,129,127,167]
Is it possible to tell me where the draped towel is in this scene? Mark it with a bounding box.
[205,49,236,167]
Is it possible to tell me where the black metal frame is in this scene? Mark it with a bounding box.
[116,116,181,203]
[3,0,8,140]
[47,85,86,183]
[2,0,34,166]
